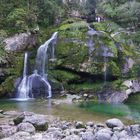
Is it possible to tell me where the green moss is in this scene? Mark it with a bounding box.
[58,20,88,39]
[0,76,16,96]
[49,70,80,84]
[56,41,88,68]
[68,82,104,92]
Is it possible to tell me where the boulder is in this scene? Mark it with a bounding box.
[3,32,37,52]
[106,118,124,128]
[17,122,35,134]
[97,90,128,103]
[13,113,25,125]
[23,114,48,131]
[75,121,86,129]
[123,79,140,94]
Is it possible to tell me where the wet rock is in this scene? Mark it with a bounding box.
[81,131,95,140]
[23,114,48,131]
[17,122,35,134]
[75,121,85,129]
[13,113,25,125]
[0,125,17,138]
[106,118,124,128]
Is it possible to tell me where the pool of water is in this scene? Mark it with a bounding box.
[0,97,140,124]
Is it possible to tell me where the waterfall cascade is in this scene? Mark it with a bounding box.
[17,32,58,100]
[87,25,97,59]
[17,52,30,100]
[86,25,110,84]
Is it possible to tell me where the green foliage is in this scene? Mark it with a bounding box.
[0,30,7,56]
[7,8,28,32]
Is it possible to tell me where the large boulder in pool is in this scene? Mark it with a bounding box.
[106,118,124,128]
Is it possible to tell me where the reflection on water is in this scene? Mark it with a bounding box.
[0,98,139,124]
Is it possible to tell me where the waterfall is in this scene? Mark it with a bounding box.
[34,32,58,98]
[87,25,97,59]
[17,52,30,100]
[102,46,109,85]
[17,32,58,100]
[36,32,58,76]
[103,56,108,85]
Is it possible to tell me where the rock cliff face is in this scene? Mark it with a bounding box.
[3,32,37,52]
[97,79,140,103]
[123,79,140,95]
[0,32,38,97]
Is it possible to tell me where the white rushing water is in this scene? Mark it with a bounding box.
[17,32,58,100]
[17,52,30,100]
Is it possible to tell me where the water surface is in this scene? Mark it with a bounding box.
[0,98,139,124]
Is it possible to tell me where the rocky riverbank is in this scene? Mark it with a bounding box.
[0,110,139,140]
